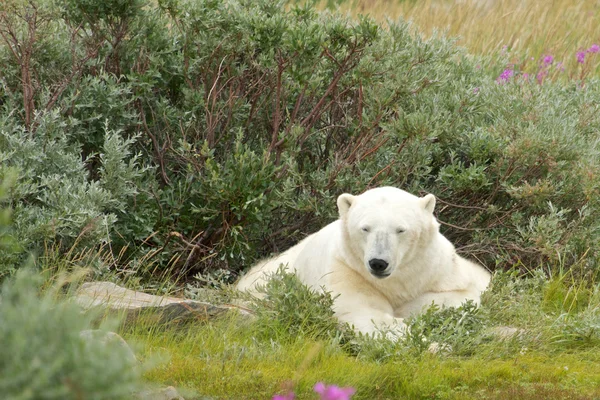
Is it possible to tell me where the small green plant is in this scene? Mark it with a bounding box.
[250,267,351,342]
[403,301,486,355]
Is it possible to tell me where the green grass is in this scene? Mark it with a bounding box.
[124,318,600,399]
[121,270,600,399]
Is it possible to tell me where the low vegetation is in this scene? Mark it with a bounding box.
[123,270,600,399]
[0,0,599,397]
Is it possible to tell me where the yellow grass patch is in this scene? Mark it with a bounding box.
[329,0,600,76]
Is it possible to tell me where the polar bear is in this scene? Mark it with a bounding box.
[236,186,491,337]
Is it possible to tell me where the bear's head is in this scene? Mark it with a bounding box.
[337,187,439,279]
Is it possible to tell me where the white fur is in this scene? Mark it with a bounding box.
[236,186,491,337]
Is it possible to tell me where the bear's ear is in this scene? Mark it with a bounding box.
[421,193,436,214]
[337,193,355,218]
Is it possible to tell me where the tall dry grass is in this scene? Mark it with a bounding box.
[332,0,600,76]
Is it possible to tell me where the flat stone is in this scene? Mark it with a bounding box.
[75,282,250,324]
[79,329,138,365]
[134,386,185,400]
[487,326,525,340]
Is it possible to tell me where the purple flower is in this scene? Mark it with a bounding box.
[522,73,530,80]
[314,382,356,400]
[536,70,547,84]
[542,55,554,65]
[496,68,514,84]
[577,51,586,63]
[588,44,600,54]
[272,392,295,400]
[473,87,480,94]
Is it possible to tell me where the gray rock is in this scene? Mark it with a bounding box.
[79,329,138,365]
[75,282,251,324]
[487,326,525,340]
[134,386,185,400]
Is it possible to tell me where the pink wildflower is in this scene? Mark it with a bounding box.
[314,382,356,400]
[536,70,547,84]
[473,87,480,94]
[542,55,554,65]
[496,68,514,84]
[577,51,586,63]
[522,73,529,80]
[588,44,600,54]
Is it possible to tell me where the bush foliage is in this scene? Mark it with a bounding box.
[249,267,348,341]
[1,0,599,279]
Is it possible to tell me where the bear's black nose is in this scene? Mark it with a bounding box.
[368,258,389,272]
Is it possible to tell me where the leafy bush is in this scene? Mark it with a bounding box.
[0,0,599,279]
[0,270,140,399]
[403,301,485,356]
[0,119,152,275]
[249,267,350,341]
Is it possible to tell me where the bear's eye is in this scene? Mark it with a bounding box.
[396,228,406,234]
[361,227,370,233]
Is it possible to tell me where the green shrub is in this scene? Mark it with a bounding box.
[0,0,599,279]
[0,117,153,275]
[0,270,140,399]
[249,267,350,342]
[403,301,486,356]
